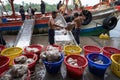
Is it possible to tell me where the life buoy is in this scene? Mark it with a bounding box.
[102,16,118,30]
[82,10,92,25]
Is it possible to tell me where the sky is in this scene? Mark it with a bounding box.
[1,0,100,6]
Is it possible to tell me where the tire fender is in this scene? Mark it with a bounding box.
[82,10,92,25]
[102,16,118,30]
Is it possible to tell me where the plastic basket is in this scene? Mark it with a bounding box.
[24,44,43,60]
[102,46,120,58]
[83,45,101,57]
[43,53,64,74]
[13,53,38,72]
[64,45,82,56]
[1,47,22,66]
[44,44,62,52]
[87,53,111,76]
[0,56,10,76]
[64,54,88,78]
[111,54,120,78]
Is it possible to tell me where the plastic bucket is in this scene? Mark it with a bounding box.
[1,47,22,66]
[24,44,43,60]
[83,45,101,57]
[44,44,62,52]
[111,54,120,78]
[0,56,10,76]
[13,53,38,72]
[64,54,88,78]
[87,53,111,76]
[64,45,82,56]
[43,53,64,74]
[102,46,120,58]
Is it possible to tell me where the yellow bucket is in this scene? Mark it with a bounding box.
[64,45,82,56]
[1,47,22,66]
[111,54,120,78]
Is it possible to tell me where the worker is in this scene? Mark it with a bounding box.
[72,12,85,45]
[48,11,64,45]
[19,6,25,21]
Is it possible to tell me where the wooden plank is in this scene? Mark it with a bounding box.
[14,19,35,48]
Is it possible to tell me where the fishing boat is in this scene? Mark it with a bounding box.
[64,0,120,36]
[0,0,50,32]
[0,0,120,36]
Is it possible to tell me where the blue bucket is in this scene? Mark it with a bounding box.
[87,53,111,77]
[2,18,7,23]
[43,53,64,74]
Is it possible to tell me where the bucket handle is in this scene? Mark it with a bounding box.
[33,54,36,60]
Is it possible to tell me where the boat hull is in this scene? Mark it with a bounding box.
[0,22,107,36]
[0,19,49,31]
[80,26,107,36]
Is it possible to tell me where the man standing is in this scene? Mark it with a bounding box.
[48,11,63,45]
[27,6,33,19]
[72,12,85,45]
[40,0,46,14]
[19,6,25,21]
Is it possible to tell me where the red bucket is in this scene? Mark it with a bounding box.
[64,55,88,78]
[0,56,10,76]
[83,45,101,57]
[102,46,120,58]
[13,53,38,72]
[24,44,43,60]
[44,44,62,52]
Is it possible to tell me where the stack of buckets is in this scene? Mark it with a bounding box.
[42,45,64,74]
[64,45,87,79]
[43,53,64,74]
[64,54,88,78]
